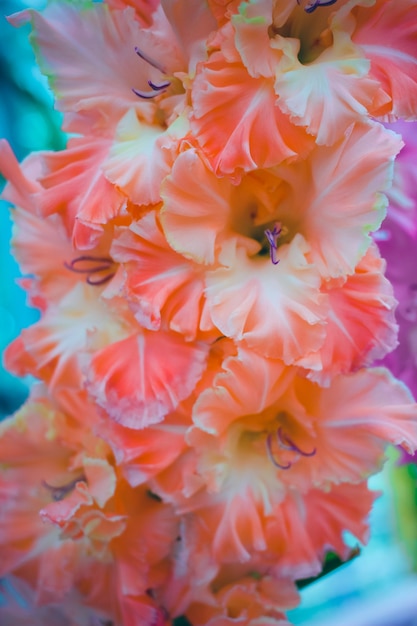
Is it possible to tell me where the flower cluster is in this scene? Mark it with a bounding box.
[2,0,417,624]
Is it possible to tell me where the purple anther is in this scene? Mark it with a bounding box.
[132,87,161,99]
[134,46,166,74]
[266,433,292,470]
[264,222,282,265]
[42,475,86,502]
[86,272,116,286]
[148,79,171,91]
[64,255,114,274]
[277,427,316,457]
[297,0,338,13]
[64,255,115,286]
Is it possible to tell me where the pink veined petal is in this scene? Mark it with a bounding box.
[9,4,154,125]
[37,136,126,247]
[82,458,117,509]
[10,209,76,301]
[160,148,233,265]
[4,283,125,390]
[193,346,292,435]
[106,0,160,25]
[273,482,375,572]
[307,244,398,384]
[191,50,312,177]
[205,236,326,363]
[275,121,403,279]
[288,367,417,489]
[273,32,381,146]
[160,0,217,74]
[87,330,208,429]
[351,0,417,120]
[103,109,188,206]
[111,211,213,339]
[0,140,41,210]
[232,0,282,79]
[97,411,188,487]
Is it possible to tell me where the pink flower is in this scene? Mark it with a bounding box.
[2,1,417,623]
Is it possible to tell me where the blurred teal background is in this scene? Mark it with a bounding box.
[1,1,417,624]
[0,0,64,418]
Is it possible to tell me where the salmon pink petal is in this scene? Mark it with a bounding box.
[97,410,188,486]
[300,482,376,560]
[193,347,292,435]
[103,109,188,205]
[107,0,160,25]
[276,122,402,278]
[309,244,398,383]
[0,140,41,210]
[4,283,125,390]
[290,368,417,488]
[270,482,375,575]
[82,458,117,508]
[205,236,326,362]
[9,4,152,125]
[87,330,208,428]
[40,482,93,526]
[10,210,75,301]
[191,50,312,176]
[232,0,281,79]
[38,136,125,247]
[351,0,417,120]
[111,212,212,339]
[273,33,381,146]
[160,149,234,265]
[160,0,217,74]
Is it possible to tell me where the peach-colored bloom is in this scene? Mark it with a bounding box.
[348,0,417,121]
[306,243,398,383]
[191,25,313,177]
[151,347,417,570]
[109,210,215,340]
[0,387,178,622]
[3,0,417,623]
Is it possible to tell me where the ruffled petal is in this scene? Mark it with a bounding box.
[38,136,126,247]
[205,236,326,362]
[191,50,312,177]
[103,109,188,205]
[288,368,417,489]
[111,211,213,339]
[275,122,402,278]
[9,4,151,125]
[273,32,381,146]
[87,330,208,428]
[232,0,281,79]
[308,244,398,383]
[351,0,417,120]
[160,148,233,265]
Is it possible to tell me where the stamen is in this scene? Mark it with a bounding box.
[148,79,171,91]
[297,0,338,13]
[264,222,282,265]
[134,46,166,74]
[132,87,162,99]
[266,433,291,469]
[64,255,116,286]
[42,475,86,502]
[277,427,316,457]
[86,273,115,286]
